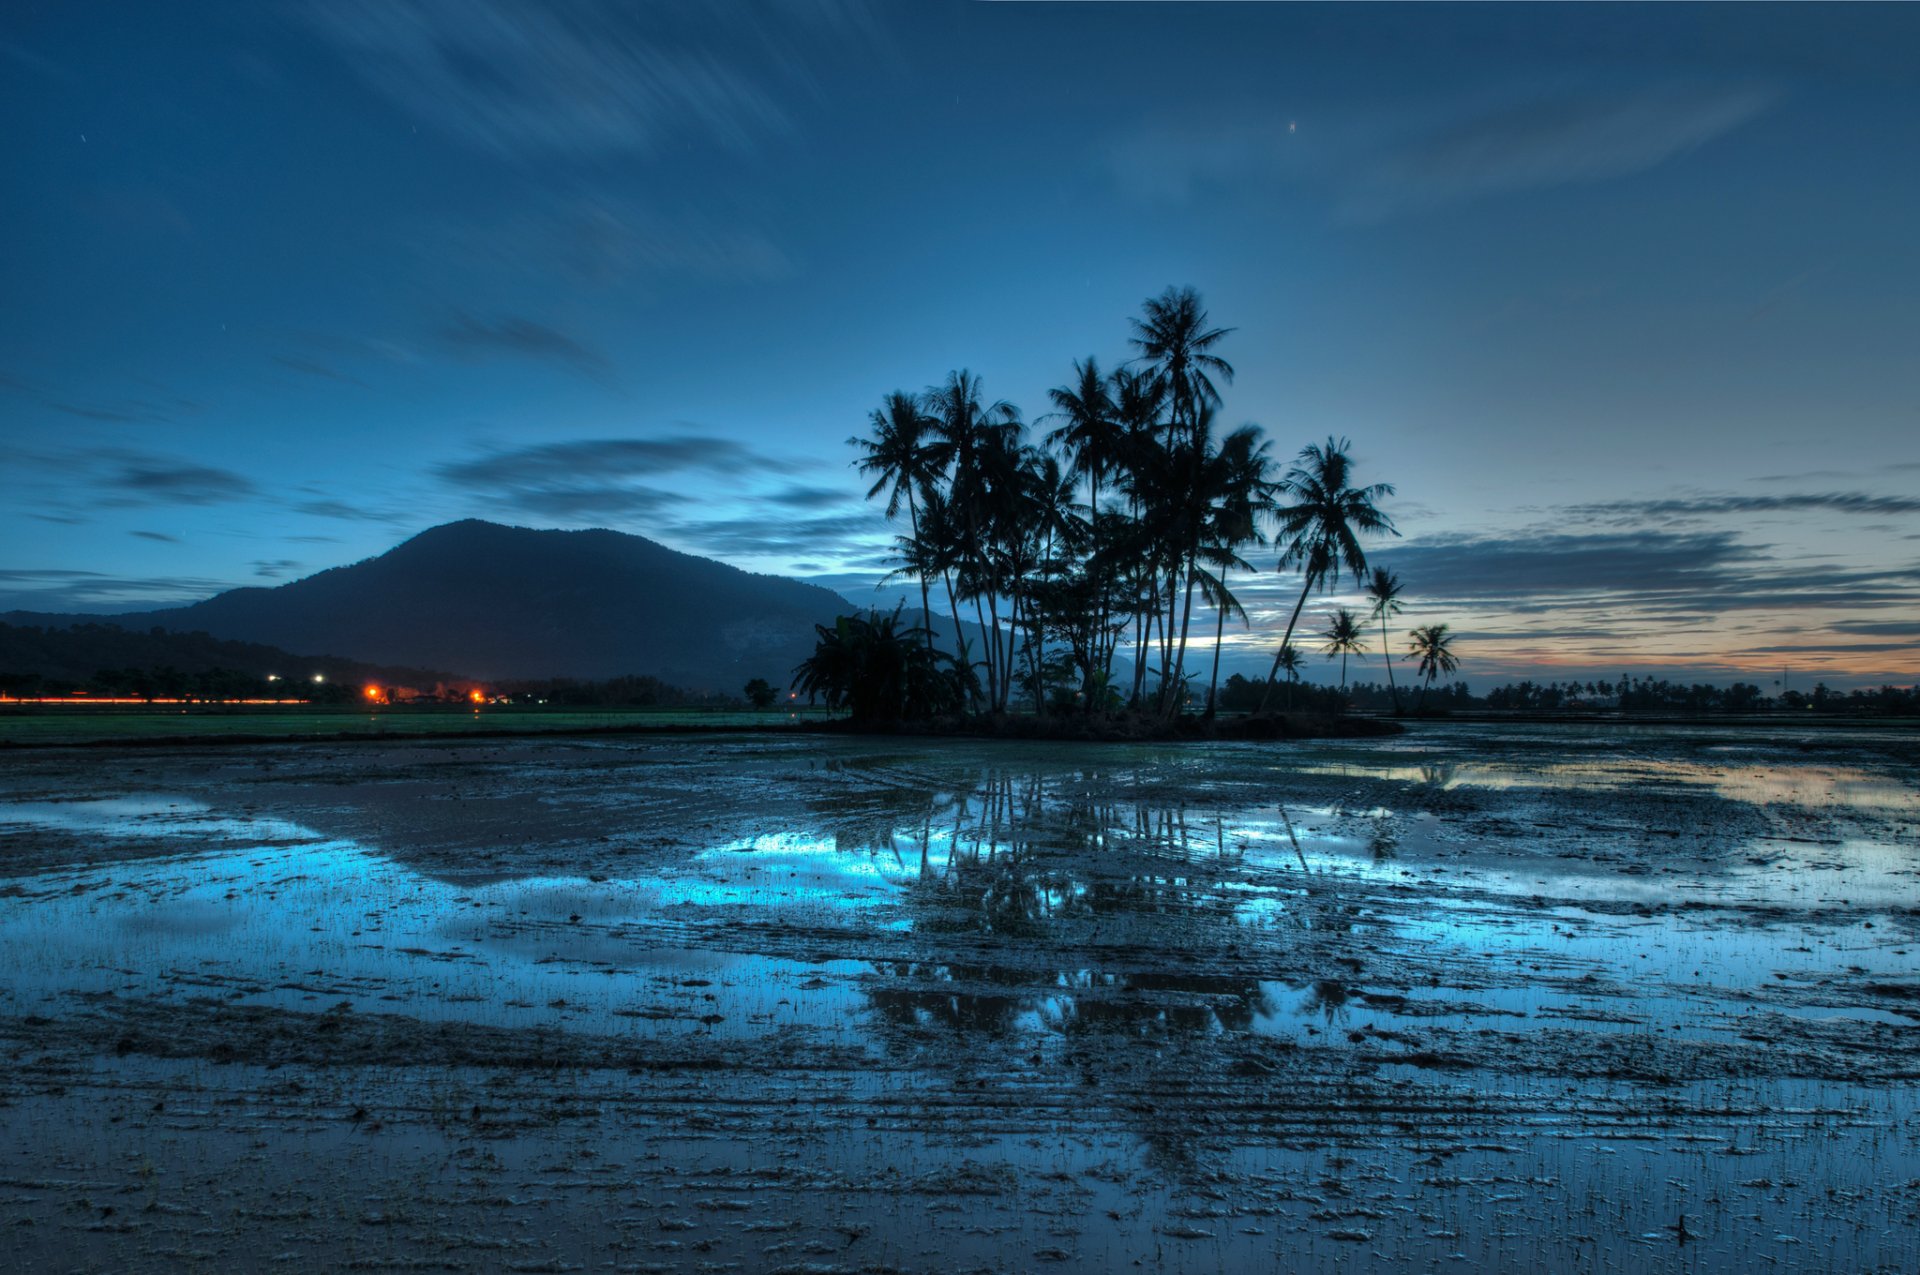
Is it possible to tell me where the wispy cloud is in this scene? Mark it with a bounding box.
[437,434,807,525]
[305,0,886,160]
[435,196,793,287]
[103,456,256,506]
[442,314,612,381]
[0,568,235,614]
[273,355,370,388]
[1105,82,1775,217]
[1564,492,1920,523]
[1357,83,1774,214]
[1345,527,1920,620]
[664,510,885,562]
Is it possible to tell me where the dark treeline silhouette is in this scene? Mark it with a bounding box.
[837,286,1407,721]
[1301,676,1918,717]
[492,673,732,708]
[0,621,457,702]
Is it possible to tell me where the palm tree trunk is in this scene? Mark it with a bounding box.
[1257,571,1319,713]
[973,589,997,712]
[1206,565,1228,717]
[1168,559,1199,718]
[1379,614,1401,714]
[905,490,935,655]
[941,568,971,711]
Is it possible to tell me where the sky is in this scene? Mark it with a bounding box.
[3,1,1918,688]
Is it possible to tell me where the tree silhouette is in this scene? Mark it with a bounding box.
[791,608,957,721]
[1321,607,1367,691]
[851,390,940,652]
[1363,566,1406,715]
[840,289,1399,724]
[1130,285,1234,446]
[1274,643,1304,711]
[1258,437,1396,712]
[1407,622,1460,711]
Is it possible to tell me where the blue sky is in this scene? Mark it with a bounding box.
[3,1,1918,685]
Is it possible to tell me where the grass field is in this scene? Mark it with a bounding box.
[0,702,831,745]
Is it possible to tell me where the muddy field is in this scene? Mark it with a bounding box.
[2,723,1917,1273]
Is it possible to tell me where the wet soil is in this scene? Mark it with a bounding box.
[2,722,1917,1272]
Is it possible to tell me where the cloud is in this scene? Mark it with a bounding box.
[1831,620,1920,638]
[252,559,304,579]
[304,0,886,160]
[500,484,689,520]
[436,196,793,287]
[440,436,796,488]
[46,401,149,423]
[442,314,611,379]
[1358,529,1920,621]
[104,457,256,506]
[1105,82,1774,216]
[664,510,886,562]
[1369,529,1758,601]
[1363,83,1775,211]
[273,355,369,387]
[0,569,233,614]
[766,484,853,510]
[1103,118,1305,205]
[438,434,807,524]
[130,530,180,543]
[1565,492,1920,523]
[291,499,402,522]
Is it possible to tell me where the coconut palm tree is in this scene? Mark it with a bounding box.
[791,608,956,722]
[1130,286,1234,444]
[1321,608,1367,692]
[851,391,940,650]
[924,370,1020,710]
[1407,623,1459,711]
[1043,357,1121,515]
[1363,567,1406,714]
[1257,437,1396,712]
[1274,643,1305,711]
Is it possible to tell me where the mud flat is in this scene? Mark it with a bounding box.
[2,722,1917,1272]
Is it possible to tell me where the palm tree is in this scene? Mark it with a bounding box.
[791,608,957,722]
[1274,643,1304,711]
[1363,567,1406,714]
[924,370,1020,710]
[1043,357,1121,516]
[1130,286,1234,444]
[850,391,940,650]
[1198,424,1272,715]
[1321,608,1367,691]
[1407,623,1459,712]
[1258,437,1396,712]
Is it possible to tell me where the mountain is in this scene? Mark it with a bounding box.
[8,521,856,689]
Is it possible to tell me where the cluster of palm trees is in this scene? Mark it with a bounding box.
[847,286,1454,717]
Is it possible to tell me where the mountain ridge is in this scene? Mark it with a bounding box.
[3,520,857,689]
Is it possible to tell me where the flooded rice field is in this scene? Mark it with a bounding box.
[2,722,1917,1273]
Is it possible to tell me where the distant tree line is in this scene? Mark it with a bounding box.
[0,621,468,700]
[1318,677,1918,716]
[830,286,1434,721]
[492,674,733,708]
